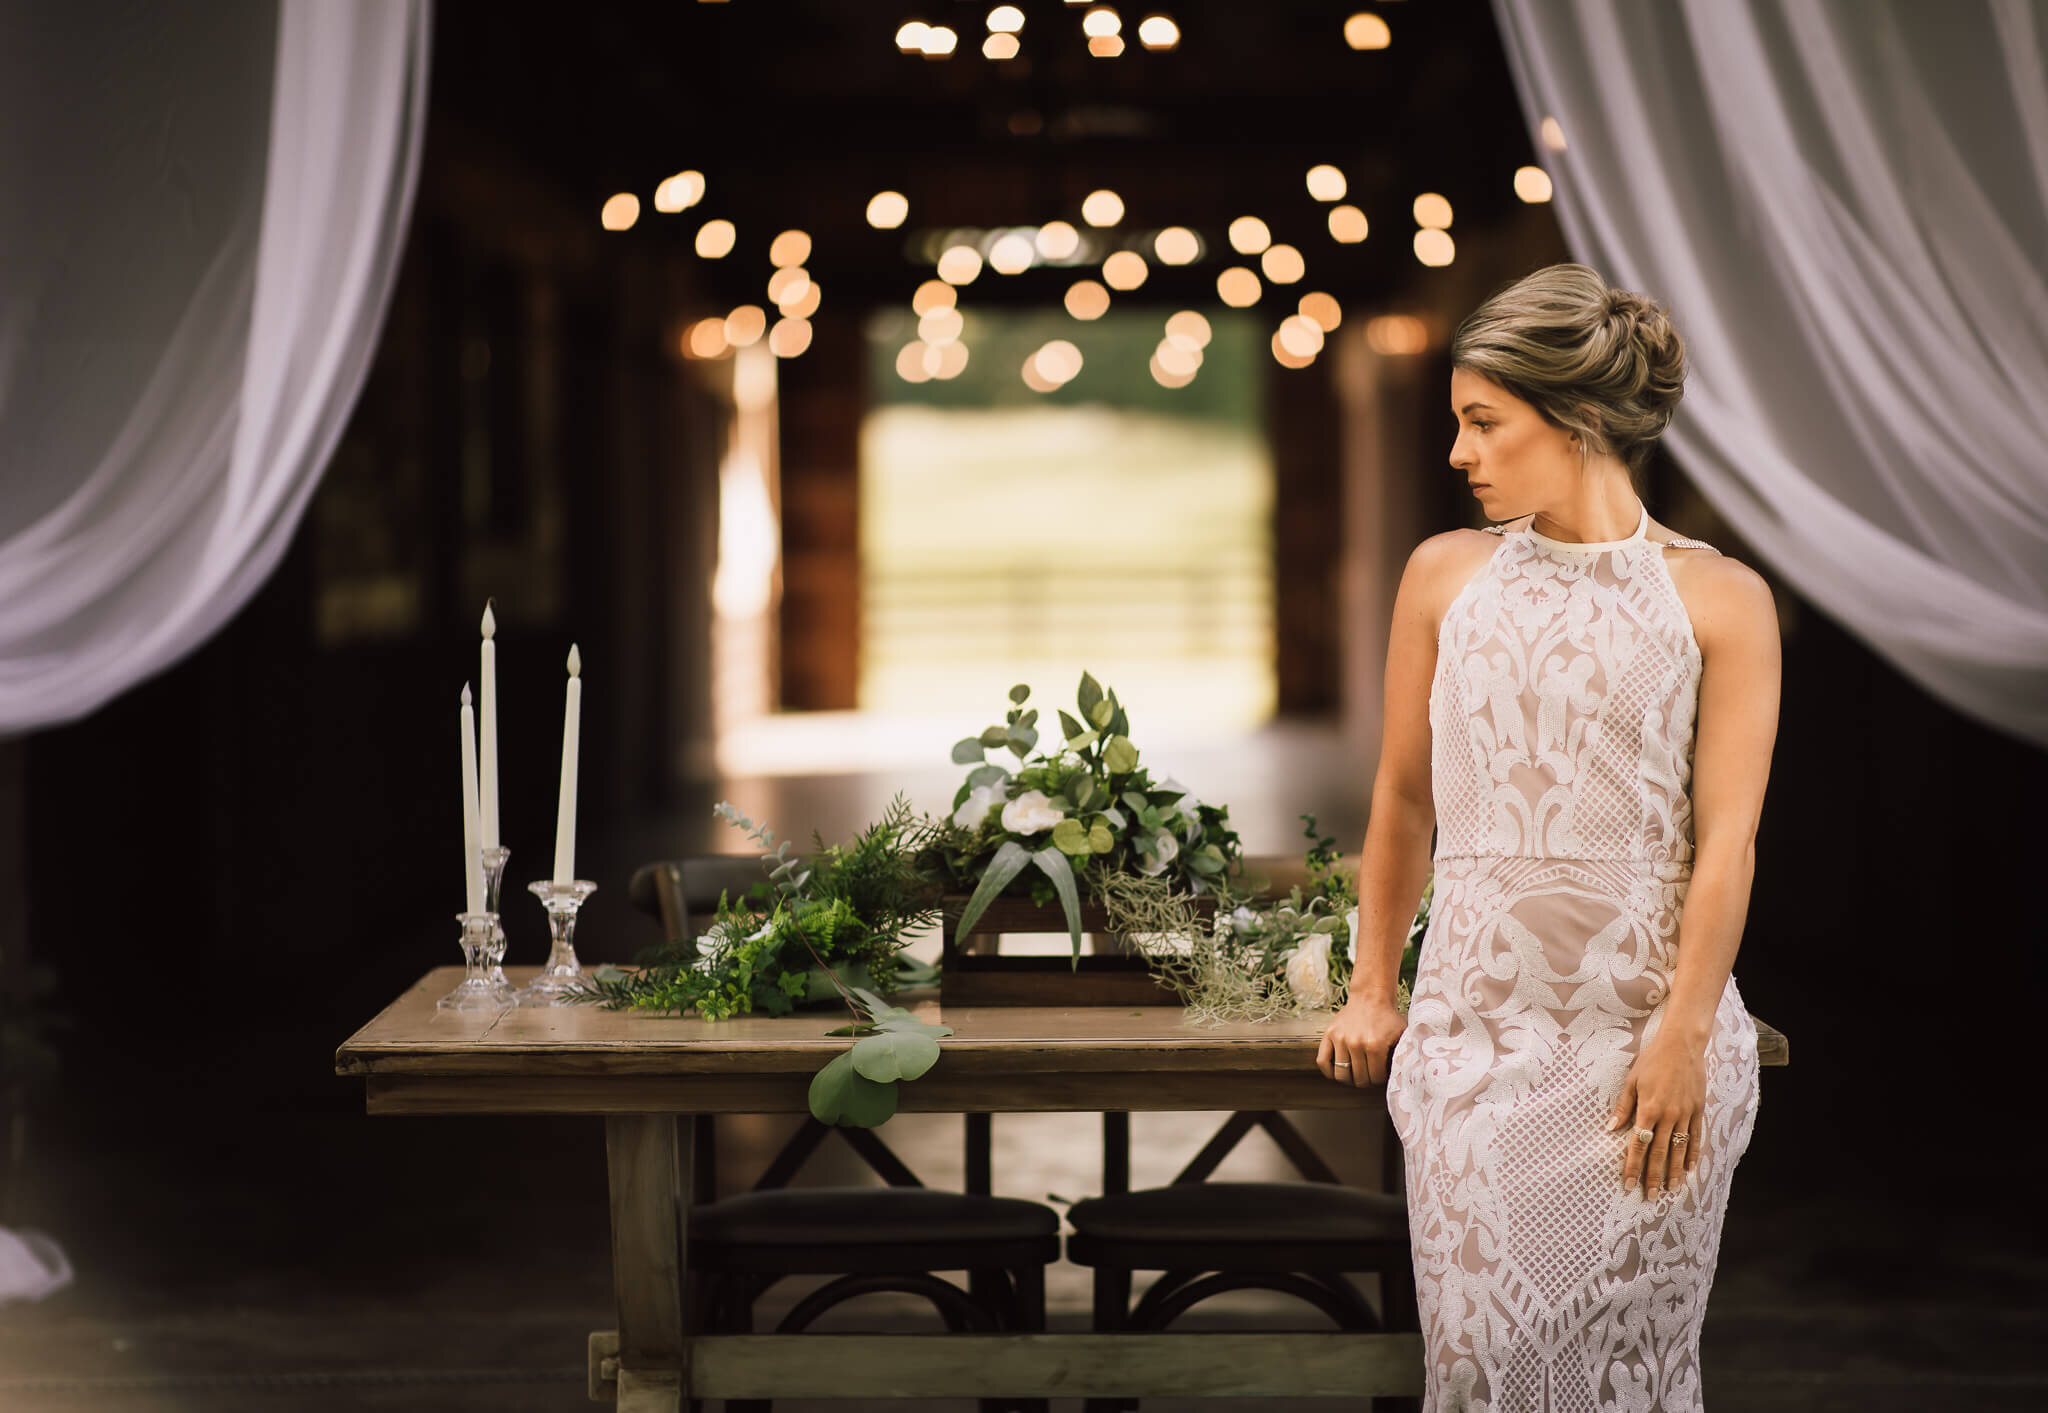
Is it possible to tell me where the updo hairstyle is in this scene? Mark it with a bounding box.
[1450,263,1687,475]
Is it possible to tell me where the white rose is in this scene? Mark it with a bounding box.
[952,782,1006,831]
[1284,932,1336,1009]
[1001,789,1065,835]
[1230,905,1259,936]
[1134,826,1179,876]
[1162,775,1206,843]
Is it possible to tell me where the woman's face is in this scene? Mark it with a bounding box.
[1448,366,1578,518]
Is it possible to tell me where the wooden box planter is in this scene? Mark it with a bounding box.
[938,887,1231,1008]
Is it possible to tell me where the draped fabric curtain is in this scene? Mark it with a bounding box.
[0,0,430,734]
[1491,0,2048,747]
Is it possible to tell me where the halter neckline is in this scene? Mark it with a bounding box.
[1522,502,1650,553]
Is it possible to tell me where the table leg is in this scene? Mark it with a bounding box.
[606,1114,695,1411]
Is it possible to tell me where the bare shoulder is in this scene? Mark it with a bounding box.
[1659,540,1778,655]
[1409,526,1508,626]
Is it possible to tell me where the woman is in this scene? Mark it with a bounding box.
[1316,263,1780,1410]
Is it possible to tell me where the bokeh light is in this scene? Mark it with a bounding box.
[769,230,812,267]
[1541,116,1568,152]
[937,244,985,284]
[1299,291,1343,332]
[1064,279,1111,320]
[1305,164,1348,202]
[1036,220,1082,259]
[1137,14,1180,49]
[768,317,813,358]
[1034,339,1084,383]
[1083,7,1122,37]
[913,279,957,315]
[1228,215,1272,254]
[1366,314,1430,354]
[600,193,640,231]
[1515,166,1554,203]
[695,219,737,258]
[921,25,959,56]
[896,21,930,52]
[919,307,965,345]
[1102,250,1149,290]
[723,305,767,347]
[987,4,1025,32]
[1271,328,1315,369]
[1279,315,1325,358]
[867,191,909,229]
[1328,205,1369,242]
[685,317,730,359]
[1082,189,1125,226]
[1149,352,1195,388]
[1164,309,1212,350]
[1344,13,1391,49]
[1260,243,1304,283]
[1216,267,1262,306]
[653,171,705,213]
[1153,226,1200,264]
[767,267,811,308]
[1156,339,1201,376]
[983,33,1020,59]
[1413,228,1456,266]
[989,232,1036,274]
[1412,193,1453,229]
[897,341,935,383]
[1087,34,1125,57]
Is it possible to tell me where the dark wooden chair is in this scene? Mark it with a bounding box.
[627,858,1057,1413]
[1065,1109,1419,1413]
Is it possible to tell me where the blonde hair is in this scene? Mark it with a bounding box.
[1450,263,1687,475]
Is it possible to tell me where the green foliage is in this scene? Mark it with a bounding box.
[925,672,1247,961]
[809,987,955,1128]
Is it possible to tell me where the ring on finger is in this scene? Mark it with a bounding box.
[1633,1127,1656,1144]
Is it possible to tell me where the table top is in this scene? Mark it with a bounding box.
[336,967,1786,1117]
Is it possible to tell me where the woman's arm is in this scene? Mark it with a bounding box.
[1612,553,1781,1196]
[1318,531,1465,1086]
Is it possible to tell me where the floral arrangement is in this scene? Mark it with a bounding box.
[578,797,943,1021]
[1098,815,1428,1021]
[927,673,1245,962]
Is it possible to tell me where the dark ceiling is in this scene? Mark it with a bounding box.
[429,0,1540,308]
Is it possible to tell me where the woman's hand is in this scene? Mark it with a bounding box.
[1607,1029,1710,1197]
[1316,995,1409,1088]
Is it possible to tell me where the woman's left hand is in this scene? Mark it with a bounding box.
[1606,1030,1709,1198]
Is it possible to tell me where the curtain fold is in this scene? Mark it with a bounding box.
[0,0,430,733]
[1491,0,2048,747]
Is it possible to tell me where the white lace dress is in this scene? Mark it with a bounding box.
[1386,503,1761,1411]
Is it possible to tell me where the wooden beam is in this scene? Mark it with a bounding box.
[605,1115,692,1412]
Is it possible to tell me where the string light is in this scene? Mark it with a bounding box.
[1413,228,1456,266]
[1102,250,1149,290]
[1228,216,1271,254]
[1217,267,1262,306]
[1150,352,1195,388]
[685,318,730,359]
[933,341,970,379]
[1515,166,1554,203]
[1344,13,1391,49]
[1260,243,1304,283]
[768,317,813,358]
[1305,165,1348,202]
[1137,14,1179,48]
[1279,315,1325,358]
[937,244,984,284]
[919,307,964,345]
[695,219,737,258]
[1065,279,1111,320]
[983,33,1020,58]
[769,230,812,267]
[1153,226,1200,264]
[867,191,909,229]
[1082,189,1125,226]
[921,25,959,56]
[723,305,767,347]
[989,232,1036,274]
[1082,7,1121,37]
[1541,116,1568,152]
[1328,205,1368,242]
[1164,310,1212,350]
[1412,193,1453,229]
[783,281,822,320]
[601,194,640,231]
[987,4,1025,31]
[1156,339,1201,376]
[897,341,935,383]
[1034,339,1083,383]
[1271,328,1315,369]
[913,279,957,314]
[767,267,811,308]
[1036,220,1081,259]
[896,21,930,51]
[1087,35,1125,56]
[653,171,705,213]
[1366,314,1430,354]
[1299,291,1343,332]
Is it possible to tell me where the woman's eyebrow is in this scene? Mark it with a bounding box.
[1458,401,1496,415]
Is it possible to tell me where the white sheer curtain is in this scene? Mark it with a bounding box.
[1491,0,2048,747]
[0,0,430,734]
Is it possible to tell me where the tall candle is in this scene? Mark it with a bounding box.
[552,644,582,884]
[460,683,485,915]
[479,600,500,849]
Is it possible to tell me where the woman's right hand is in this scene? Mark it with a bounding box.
[1316,995,1410,1088]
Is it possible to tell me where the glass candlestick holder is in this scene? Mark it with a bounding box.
[479,846,518,1004]
[438,912,511,1011]
[516,879,598,1006]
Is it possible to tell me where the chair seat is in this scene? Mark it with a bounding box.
[692,1186,1062,1247]
[1067,1181,1408,1245]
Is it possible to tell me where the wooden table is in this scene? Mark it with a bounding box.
[337,965,1789,1408]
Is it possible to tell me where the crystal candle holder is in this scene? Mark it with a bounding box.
[517,879,598,1006]
[479,846,518,1004]
[438,912,511,1011]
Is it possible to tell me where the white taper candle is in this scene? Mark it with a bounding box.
[552,644,582,884]
[460,683,485,914]
[479,601,500,849]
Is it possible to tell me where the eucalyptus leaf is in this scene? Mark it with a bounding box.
[875,1015,953,1038]
[808,1049,900,1127]
[1097,806,1127,830]
[851,1027,942,1083]
[1088,699,1115,729]
[979,725,1010,749]
[1065,728,1098,752]
[1029,844,1086,964]
[1070,777,1096,809]
[1122,791,1150,814]
[1088,821,1115,853]
[1010,683,1031,704]
[953,838,1034,945]
[1006,725,1038,757]
[952,737,986,765]
[850,985,891,1017]
[1051,818,1092,856]
[967,763,1011,789]
[1058,709,1085,741]
[1021,709,1038,727]
[1189,850,1223,875]
[1103,735,1138,773]
[1078,671,1103,720]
